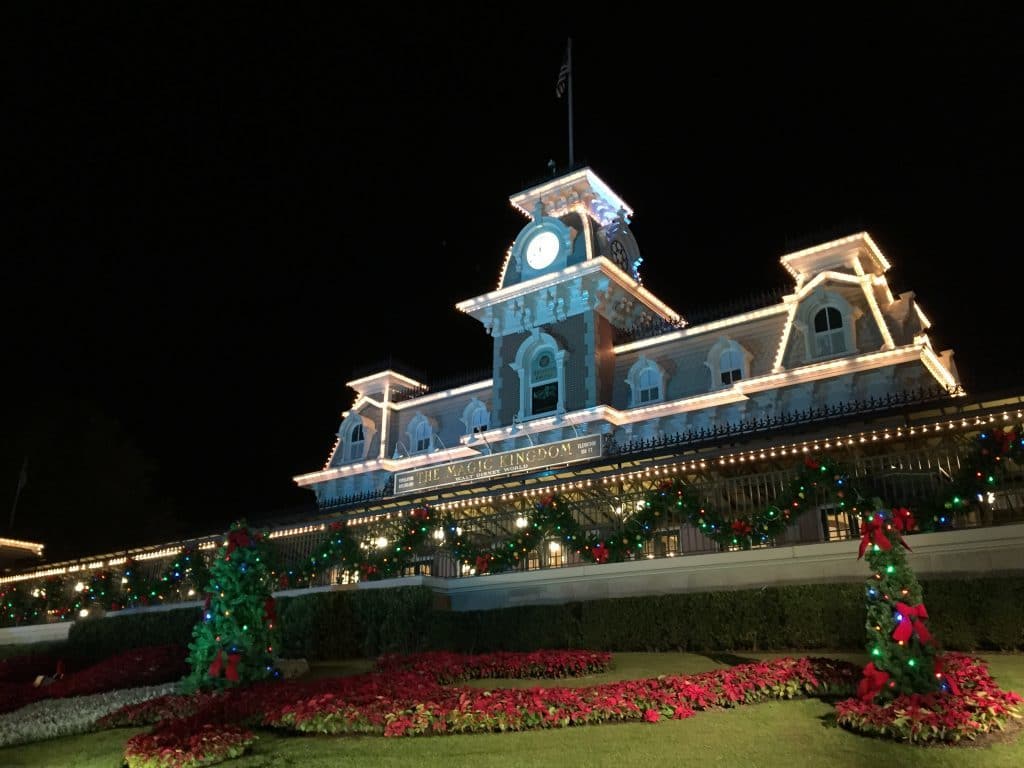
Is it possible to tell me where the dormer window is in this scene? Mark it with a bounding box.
[471,407,489,433]
[814,307,845,356]
[335,412,376,465]
[347,423,365,461]
[414,420,432,453]
[792,290,859,364]
[706,338,752,390]
[627,356,665,407]
[720,347,744,385]
[461,399,490,436]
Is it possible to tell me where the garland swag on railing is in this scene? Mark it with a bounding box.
[3,425,1022,623]
[288,424,1024,582]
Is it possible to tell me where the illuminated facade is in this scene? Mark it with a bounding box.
[295,168,960,506]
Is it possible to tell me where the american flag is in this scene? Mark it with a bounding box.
[555,44,569,98]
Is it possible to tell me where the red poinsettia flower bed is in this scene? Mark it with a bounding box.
[0,644,187,715]
[124,720,256,768]
[267,656,857,736]
[375,649,612,683]
[835,654,1023,743]
[102,651,860,767]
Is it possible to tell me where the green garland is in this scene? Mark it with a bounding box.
[292,423,1024,580]
[644,455,849,550]
[2,425,1021,622]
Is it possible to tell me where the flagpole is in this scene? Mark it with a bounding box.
[567,37,574,168]
[10,456,27,531]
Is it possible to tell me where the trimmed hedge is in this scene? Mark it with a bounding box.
[275,586,434,660]
[431,578,1023,654]
[68,606,202,662]
[52,577,1024,662]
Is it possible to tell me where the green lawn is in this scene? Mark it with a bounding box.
[2,652,1021,768]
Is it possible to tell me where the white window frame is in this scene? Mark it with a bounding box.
[336,412,376,465]
[462,398,490,435]
[705,338,753,390]
[813,306,846,357]
[407,413,434,454]
[347,423,365,462]
[626,356,665,407]
[509,330,567,421]
[793,290,858,362]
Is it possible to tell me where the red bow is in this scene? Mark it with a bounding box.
[277,573,290,589]
[225,529,252,555]
[263,597,277,626]
[731,519,752,536]
[592,543,609,564]
[474,554,491,574]
[225,653,241,682]
[804,456,821,471]
[892,507,916,534]
[329,521,344,532]
[411,507,430,521]
[537,494,555,509]
[208,649,223,678]
[934,656,960,696]
[892,601,931,645]
[857,661,890,702]
[858,515,892,559]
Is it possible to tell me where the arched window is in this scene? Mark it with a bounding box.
[461,399,490,436]
[530,347,559,415]
[471,407,489,433]
[626,356,665,407]
[413,419,432,453]
[509,330,566,421]
[814,307,845,356]
[719,346,744,385]
[706,338,752,390]
[336,412,375,465]
[347,423,365,462]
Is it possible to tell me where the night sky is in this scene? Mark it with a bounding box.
[4,6,1022,562]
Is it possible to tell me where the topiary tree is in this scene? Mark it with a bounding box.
[856,505,943,701]
[183,520,280,692]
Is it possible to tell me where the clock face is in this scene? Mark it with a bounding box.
[610,239,629,271]
[525,230,560,270]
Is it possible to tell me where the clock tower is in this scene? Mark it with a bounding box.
[457,167,679,447]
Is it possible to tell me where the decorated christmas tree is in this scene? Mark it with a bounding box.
[856,505,944,701]
[183,520,280,692]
